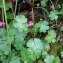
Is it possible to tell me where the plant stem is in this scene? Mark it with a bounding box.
[14,0,18,18]
[3,0,11,49]
[2,7,5,28]
[30,0,35,23]
[34,7,49,15]
[3,0,8,33]
[32,8,35,23]
[33,0,34,4]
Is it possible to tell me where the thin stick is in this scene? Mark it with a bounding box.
[32,8,35,23]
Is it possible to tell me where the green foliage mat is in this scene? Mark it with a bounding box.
[0,0,63,63]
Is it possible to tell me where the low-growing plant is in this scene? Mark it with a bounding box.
[0,0,63,63]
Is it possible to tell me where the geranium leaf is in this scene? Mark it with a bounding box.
[26,38,43,58]
[45,30,56,43]
[13,14,28,32]
[49,10,59,20]
[44,55,61,63]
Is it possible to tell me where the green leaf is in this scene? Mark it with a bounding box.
[33,21,49,33]
[35,21,42,29]
[7,35,14,44]
[0,40,10,55]
[27,48,36,62]
[7,12,14,19]
[13,14,28,32]
[49,10,59,20]
[54,57,61,63]
[9,56,20,63]
[0,0,3,8]
[0,52,6,61]
[59,7,63,15]
[27,38,43,51]
[44,55,61,63]
[2,58,10,63]
[41,0,48,7]
[44,55,55,63]
[61,51,63,58]
[41,40,50,51]
[5,2,12,10]
[42,51,48,58]
[27,38,43,58]
[12,31,26,50]
[0,28,6,37]
[39,21,49,33]
[14,14,27,23]
[0,1,12,10]
[8,22,27,50]
[0,29,11,55]
[21,48,36,63]
[45,30,56,43]
[31,21,42,34]
[38,60,44,63]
